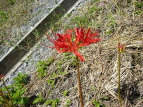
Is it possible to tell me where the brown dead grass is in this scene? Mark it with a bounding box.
[0,0,33,46]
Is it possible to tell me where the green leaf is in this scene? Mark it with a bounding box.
[12,99,18,105]
[33,98,42,104]
[19,97,28,104]
[134,2,143,8]
[92,99,105,107]
[96,102,101,107]
[92,86,95,90]
[65,100,71,107]
[102,96,110,100]
[13,73,27,84]
[62,90,69,96]
[19,89,26,96]
[47,80,55,87]
[33,94,45,104]
[44,99,60,107]
[52,99,60,107]
[44,99,52,105]
[57,71,67,75]
[12,91,20,99]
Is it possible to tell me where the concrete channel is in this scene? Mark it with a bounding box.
[0,0,80,76]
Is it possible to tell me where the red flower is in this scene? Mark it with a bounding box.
[45,27,101,62]
[0,74,4,80]
[118,43,126,53]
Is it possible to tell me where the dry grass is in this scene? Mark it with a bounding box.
[0,0,33,46]
[22,0,143,106]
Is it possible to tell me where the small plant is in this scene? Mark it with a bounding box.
[33,94,45,104]
[0,11,7,24]
[0,74,14,107]
[55,61,63,71]
[36,58,54,78]
[88,6,98,14]
[134,2,143,8]
[101,97,110,101]
[36,61,47,78]
[62,90,69,96]
[92,99,105,107]
[57,71,67,75]
[77,16,89,26]
[65,100,71,107]
[49,72,58,78]
[8,0,16,5]
[47,79,55,88]
[44,99,60,107]
[63,52,75,61]
[10,73,28,105]
[13,73,28,85]
[105,29,112,35]
[92,86,96,90]
[0,73,29,106]
[10,88,28,105]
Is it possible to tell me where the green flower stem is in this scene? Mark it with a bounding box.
[2,79,14,107]
[118,51,122,107]
[76,56,84,107]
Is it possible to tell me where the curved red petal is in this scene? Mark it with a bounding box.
[74,51,84,62]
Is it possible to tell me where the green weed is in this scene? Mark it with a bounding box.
[57,71,68,75]
[33,94,45,104]
[8,0,16,5]
[65,100,71,107]
[36,58,54,78]
[88,6,99,14]
[134,2,143,8]
[0,73,29,106]
[0,11,7,24]
[47,79,55,88]
[62,90,69,96]
[10,73,28,105]
[11,88,28,105]
[44,99,60,107]
[13,73,28,85]
[49,73,58,78]
[92,99,105,107]
[55,61,63,71]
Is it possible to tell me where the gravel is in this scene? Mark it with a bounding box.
[0,0,62,60]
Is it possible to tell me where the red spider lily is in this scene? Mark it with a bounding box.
[0,74,4,79]
[45,27,101,62]
[118,43,126,53]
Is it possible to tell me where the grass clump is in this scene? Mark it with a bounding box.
[0,0,33,50]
